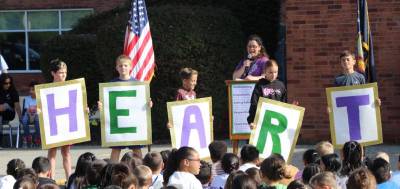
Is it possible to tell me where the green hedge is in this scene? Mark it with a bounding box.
[40,34,103,107]
[145,0,281,57]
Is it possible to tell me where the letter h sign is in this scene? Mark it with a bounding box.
[326,83,382,148]
[35,78,90,149]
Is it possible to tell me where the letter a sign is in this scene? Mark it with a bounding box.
[326,83,382,148]
[35,78,90,149]
[99,81,152,147]
[167,97,213,159]
[249,98,304,162]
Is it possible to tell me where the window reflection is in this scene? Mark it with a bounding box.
[0,9,93,71]
[29,32,58,70]
[0,32,26,70]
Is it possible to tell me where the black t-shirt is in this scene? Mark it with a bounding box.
[37,177,56,188]
[247,78,287,124]
[0,89,19,108]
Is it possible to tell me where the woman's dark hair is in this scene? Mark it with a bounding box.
[303,149,321,165]
[13,177,36,189]
[321,153,341,173]
[0,73,16,92]
[245,167,262,186]
[370,158,391,184]
[341,141,363,176]
[15,168,37,182]
[347,167,376,189]
[49,58,67,73]
[179,68,198,80]
[302,163,322,184]
[221,153,240,174]
[120,173,138,189]
[160,150,172,171]
[287,180,308,189]
[85,159,107,187]
[38,183,60,189]
[7,158,26,178]
[224,170,245,189]
[247,34,268,58]
[163,146,197,185]
[240,144,259,163]
[111,167,135,188]
[208,140,227,162]
[100,163,116,188]
[121,151,143,172]
[232,174,257,189]
[67,152,96,189]
[75,152,96,176]
[121,151,135,164]
[260,156,290,182]
[101,163,131,188]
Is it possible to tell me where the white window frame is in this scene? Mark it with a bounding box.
[0,8,93,73]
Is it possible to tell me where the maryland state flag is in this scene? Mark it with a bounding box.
[356,0,376,82]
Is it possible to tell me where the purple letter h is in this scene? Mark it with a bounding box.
[46,90,78,136]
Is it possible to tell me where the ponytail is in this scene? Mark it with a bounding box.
[341,141,363,176]
[163,147,196,185]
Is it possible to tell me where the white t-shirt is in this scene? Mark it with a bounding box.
[168,171,203,189]
[0,175,16,189]
[238,162,258,172]
[0,54,9,74]
[151,174,164,189]
[210,173,229,189]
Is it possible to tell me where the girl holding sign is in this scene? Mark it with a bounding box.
[47,59,72,179]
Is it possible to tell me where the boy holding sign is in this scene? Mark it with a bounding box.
[334,50,365,87]
[100,55,152,161]
[46,59,73,179]
[248,60,298,128]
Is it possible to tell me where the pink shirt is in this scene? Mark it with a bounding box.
[175,88,196,101]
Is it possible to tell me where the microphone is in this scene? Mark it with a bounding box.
[242,54,252,78]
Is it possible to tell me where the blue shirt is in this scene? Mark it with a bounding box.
[377,180,400,189]
[334,72,366,86]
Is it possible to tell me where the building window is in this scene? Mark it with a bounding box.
[0,9,93,72]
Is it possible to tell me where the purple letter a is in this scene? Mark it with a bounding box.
[336,95,370,140]
[180,105,207,148]
[46,90,78,136]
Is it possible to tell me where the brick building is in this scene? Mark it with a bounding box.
[1,0,399,143]
[285,0,400,143]
[0,0,126,93]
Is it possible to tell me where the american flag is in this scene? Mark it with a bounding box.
[123,0,155,81]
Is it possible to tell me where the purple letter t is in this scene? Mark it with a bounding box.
[336,95,370,140]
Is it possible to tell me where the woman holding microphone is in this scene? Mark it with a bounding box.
[232,35,269,80]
